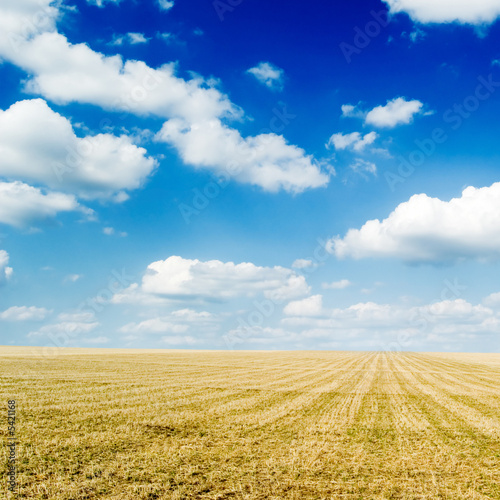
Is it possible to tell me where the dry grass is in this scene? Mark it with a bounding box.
[2,348,500,499]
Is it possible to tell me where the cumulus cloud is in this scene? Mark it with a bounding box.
[284,295,323,316]
[0,306,50,321]
[365,97,424,128]
[0,1,59,57]
[281,298,500,347]
[341,98,425,128]
[0,99,157,201]
[0,182,89,228]
[0,250,13,283]
[246,62,284,91]
[4,31,239,123]
[225,294,500,350]
[156,119,329,193]
[114,255,310,303]
[0,2,329,195]
[327,131,378,151]
[382,0,500,25]
[329,182,500,263]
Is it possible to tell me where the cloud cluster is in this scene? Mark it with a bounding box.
[280,297,500,347]
[0,0,329,195]
[0,99,157,201]
[329,182,500,263]
[383,0,500,25]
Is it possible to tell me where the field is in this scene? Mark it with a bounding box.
[2,348,500,499]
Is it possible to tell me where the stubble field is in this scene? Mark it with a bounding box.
[2,348,500,499]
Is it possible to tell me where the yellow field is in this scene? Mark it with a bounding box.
[2,348,500,499]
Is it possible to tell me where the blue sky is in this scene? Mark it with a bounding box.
[2,0,500,352]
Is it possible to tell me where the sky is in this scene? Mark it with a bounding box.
[2,0,500,352]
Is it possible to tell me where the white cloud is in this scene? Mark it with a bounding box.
[0,181,89,228]
[327,131,378,151]
[322,279,352,290]
[0,99,157,201]
[0,306,50,321]
[292,259,314,269]
[0,4,329,195]
[157,119,329,193]
[0,250,13,283]
[224,293,500,349]
[329,182,500,263]
[0,1,59,58]
[246,62,284,91]
[5,32,239,123]
[157,0,174,11]
[109,33,149,46]
[284,295,323,316]
[281,298,499,345]
[120,318,189,334]
[484,292,500,308]
[341,98,425,128]
[365,97,424,128]
[382,0,500,25]
[114,255,310,303]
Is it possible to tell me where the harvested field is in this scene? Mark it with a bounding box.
[2,348,500,499]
